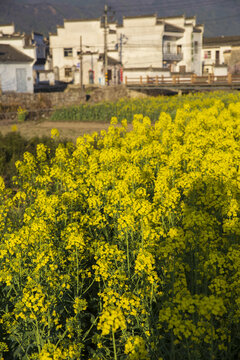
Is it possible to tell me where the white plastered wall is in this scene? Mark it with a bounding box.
[0,62,34,93]
[118,16,163,69]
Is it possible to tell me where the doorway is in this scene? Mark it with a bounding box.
[16,68,27,92]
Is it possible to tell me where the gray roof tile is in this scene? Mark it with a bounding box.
[0,44,33,63]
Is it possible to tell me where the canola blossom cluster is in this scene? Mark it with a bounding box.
[1,95,240,359]
[50,91,240,123]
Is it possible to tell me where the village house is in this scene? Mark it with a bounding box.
[49,13,203,86]
[118,14,203,82]
[0,44,34,93]
[0,23,49,87]
[49,18,120,85]
[0,24,36,62]
[202,36,240,75]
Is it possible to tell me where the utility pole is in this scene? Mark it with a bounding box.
[104,4,108,85]
[119,33,123,65]
[79,35,83,89]
[119,33,127,65]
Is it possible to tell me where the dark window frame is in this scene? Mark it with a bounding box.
[64,48,73,57]
[64,67,73,78]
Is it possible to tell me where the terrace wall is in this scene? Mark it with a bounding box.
[0,85,130,118]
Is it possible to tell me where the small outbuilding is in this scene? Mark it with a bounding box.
[0,44,34,93]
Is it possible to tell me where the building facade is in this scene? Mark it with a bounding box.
[0,44,34,93]
[0,24,36,60]
[202,36,240,74]
[49,18,119,85]
[0,23,50,86]
[117,15,203,81]
[119,14,203,78]
[49,14,203,86]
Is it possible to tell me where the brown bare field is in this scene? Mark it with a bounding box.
[0,119,112,141]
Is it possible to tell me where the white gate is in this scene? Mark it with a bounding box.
[16,68,27,92]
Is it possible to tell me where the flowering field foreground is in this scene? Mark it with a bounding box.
[1,98,240,359]
[50,91,240,123]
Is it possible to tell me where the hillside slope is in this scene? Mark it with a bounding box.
[1,0,240,36]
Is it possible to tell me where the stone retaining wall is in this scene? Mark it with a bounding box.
[0,85,130,111]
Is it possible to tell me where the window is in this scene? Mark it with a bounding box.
[89,70,94,84]
[64,67,72,78]
[179,65,186,74]
[64,48,73,57]
[215,50,220,65]
[167,42,171,53]
[177,45,182,54]
[204,50,211,59]
[194,41,198,54]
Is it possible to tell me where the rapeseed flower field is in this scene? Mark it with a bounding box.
[1,93,240,359]
[51,91,240,123]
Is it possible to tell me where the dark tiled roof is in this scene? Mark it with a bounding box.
[203,36,240,47]
[171,71,193,75]
[124,67,169,71]
[33,32,44,36]
[159,15,184,20]
[164,22,184,33]
[64,18,101,23]
[214,64,228,67]
[98,54,121,65]
[0,23,14,26]
[0,34,24,39]
[123,14,157,20]
[193,27,202,33]
[0,44,33,63]
[35,58,46,65]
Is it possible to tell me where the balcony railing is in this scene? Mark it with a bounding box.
[163,52,183,61]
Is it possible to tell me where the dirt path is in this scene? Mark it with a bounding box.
[0,119,112,141]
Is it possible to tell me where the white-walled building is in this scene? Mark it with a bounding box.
[160,15,203,75]
[49,18,120,85]
[117,15,164,70]
[202,36,240,74]
[0,44,34,93]
[119,14,203,79]
[0,23,15,35]
[0,23,50,86]
[0,23,36,60]
[49,14,203,86]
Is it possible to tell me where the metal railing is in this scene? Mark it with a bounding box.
[124,73,240,86]
[162,52,183,61]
